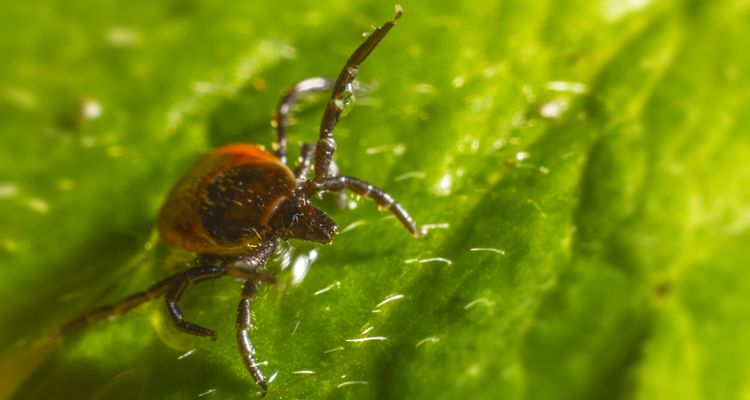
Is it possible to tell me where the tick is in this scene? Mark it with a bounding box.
[55,7,420,397]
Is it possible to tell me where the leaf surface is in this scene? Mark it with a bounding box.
[1,1,749,399]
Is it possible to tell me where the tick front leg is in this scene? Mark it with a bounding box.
[236,280,268,397]
[310,175,421,236]
[164,265,226,340]
[314,7,403,181]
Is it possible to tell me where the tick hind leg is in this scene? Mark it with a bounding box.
[310,175,421,236]
[53,274,179,338]
[273,77,335,165]
[236,280,268,397]
[161,242,282,344]
[55,243,276,343]
[164,265,227,340]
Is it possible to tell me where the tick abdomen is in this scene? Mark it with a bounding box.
[200,163,293,246]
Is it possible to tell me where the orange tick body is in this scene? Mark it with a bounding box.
[57,7,418,398]
[158,144,296,256]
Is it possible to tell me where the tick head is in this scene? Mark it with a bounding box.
[271,199,338,244]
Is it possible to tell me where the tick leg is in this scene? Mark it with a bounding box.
[310,175,421,236]
[293,142,315,181]
[164,265,226,340]
[314,7,403,181]
[326,160,350,209]
[273,78,335,165]
[53,274,179,338]
[295,142,346,206]
[236,280,268,397]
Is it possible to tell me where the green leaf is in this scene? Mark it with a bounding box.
[2,0,749,399]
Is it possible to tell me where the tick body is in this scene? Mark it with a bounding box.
[157,144,299,255]
[56,7,419,397]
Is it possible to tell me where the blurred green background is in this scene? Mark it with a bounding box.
[1,0,749,399]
